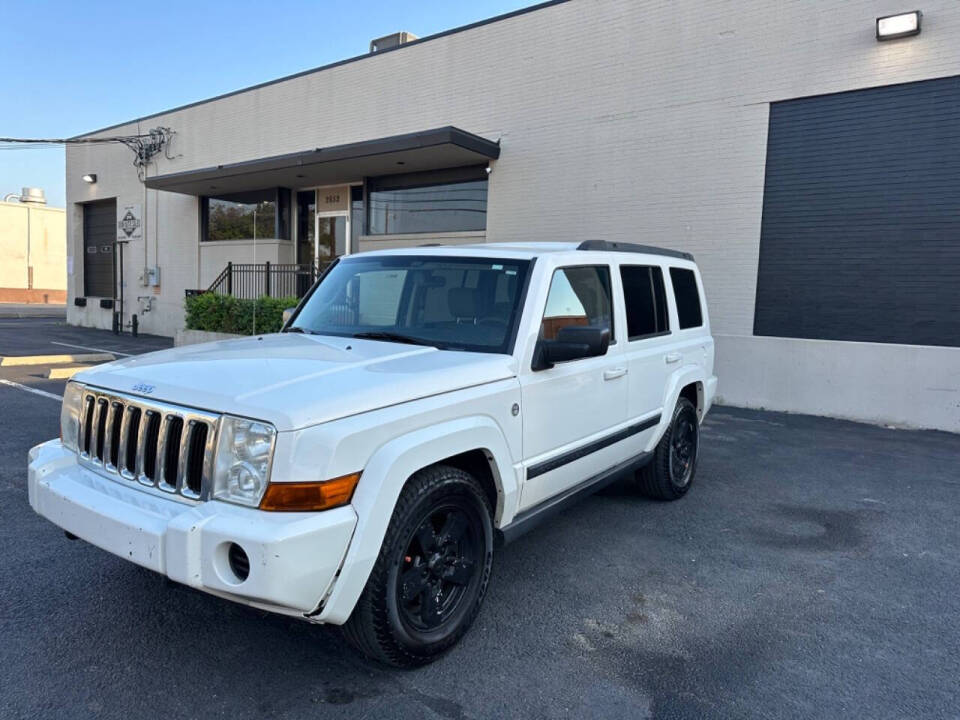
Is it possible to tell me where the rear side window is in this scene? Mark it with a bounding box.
[669,267,703,329]
[620,265,669,340]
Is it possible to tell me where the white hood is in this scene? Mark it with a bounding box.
[75,333,517,431]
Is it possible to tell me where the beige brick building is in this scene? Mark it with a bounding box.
[66,0,960,431]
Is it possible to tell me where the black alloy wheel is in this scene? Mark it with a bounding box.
[636,395,700,500]
[396,503,482,632]
[668,408,698,488]
[342,465,493,667]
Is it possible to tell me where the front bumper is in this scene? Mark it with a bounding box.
[28,439,357,618]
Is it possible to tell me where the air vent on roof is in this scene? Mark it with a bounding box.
[370,31,418,53]
[19,187,46,205]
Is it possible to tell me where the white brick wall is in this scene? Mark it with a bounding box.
[66,0,960,430]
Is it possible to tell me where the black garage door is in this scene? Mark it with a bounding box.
[754,75,960,347]
[83,199,116,298]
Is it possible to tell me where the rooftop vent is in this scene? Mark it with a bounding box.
[19,187,46,205]
[370,31,418,53]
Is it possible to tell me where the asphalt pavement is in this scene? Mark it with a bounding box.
[1,317,958,719]
[0,315,172,357]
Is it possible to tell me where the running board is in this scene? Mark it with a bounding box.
[496,451,653,546]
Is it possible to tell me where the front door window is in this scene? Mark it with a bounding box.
[316,216,347,267]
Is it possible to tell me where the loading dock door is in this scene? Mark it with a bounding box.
[754,75,960,347]
[83,199,116,298]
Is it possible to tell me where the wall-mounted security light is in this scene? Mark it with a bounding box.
[877,11,921,40]
[82,174,97,184]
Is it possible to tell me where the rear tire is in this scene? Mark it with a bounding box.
[636,397,699,501]
[342,464,493,667]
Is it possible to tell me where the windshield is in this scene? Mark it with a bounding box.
[289,255,531,353]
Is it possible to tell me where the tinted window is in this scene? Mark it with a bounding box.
[367,179,487,235]
[670,267,703,329]
[541,266,614,343]
[350,185,364,247]
[620,265,669,339]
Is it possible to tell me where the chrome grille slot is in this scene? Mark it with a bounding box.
[93,398,108,462]
[80,395,95,456]
[158,416,184,492]
[106,401,123,470]
[76,388,219,502]
[185,422,208,497]
[141,410,161,482]
[119,407,141,478]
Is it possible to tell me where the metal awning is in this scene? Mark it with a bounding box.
[144,126,500,196]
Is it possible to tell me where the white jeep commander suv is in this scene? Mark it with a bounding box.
[29,241,717,666]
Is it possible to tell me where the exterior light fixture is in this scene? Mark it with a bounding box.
[877,11,921,40]
[82,174,97,184]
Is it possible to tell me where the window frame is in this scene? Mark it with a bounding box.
[538,263,616,350]
[619,263,671,342]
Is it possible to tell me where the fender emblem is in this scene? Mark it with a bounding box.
[132,383,155,394]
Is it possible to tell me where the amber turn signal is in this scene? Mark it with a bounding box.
[259,472,361,512]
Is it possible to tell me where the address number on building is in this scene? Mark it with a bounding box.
[316,185,350,212]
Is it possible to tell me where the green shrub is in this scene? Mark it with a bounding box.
[184,294,299,336]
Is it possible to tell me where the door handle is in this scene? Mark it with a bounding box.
[665,352,682,364]
[603,368,628,381]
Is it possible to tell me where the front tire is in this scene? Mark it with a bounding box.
[342,465,493,667]
[636,397,700,500]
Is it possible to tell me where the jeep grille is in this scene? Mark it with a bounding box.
[77,388,219,500]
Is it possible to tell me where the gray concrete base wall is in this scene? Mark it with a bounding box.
[715,334,960,433]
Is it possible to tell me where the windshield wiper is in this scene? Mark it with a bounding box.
[284,326,316,334]
[351,331,435,347]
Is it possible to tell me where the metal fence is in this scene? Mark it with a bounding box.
[205,262,327,299]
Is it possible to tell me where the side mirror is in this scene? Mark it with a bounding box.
[282,307,296,326]
[533,326,610,370]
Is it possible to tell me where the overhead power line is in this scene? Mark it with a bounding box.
[0,127,176,181]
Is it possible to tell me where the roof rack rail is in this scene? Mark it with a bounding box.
[576,240,694,261]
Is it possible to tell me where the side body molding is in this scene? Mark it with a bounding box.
[316,416,517,624]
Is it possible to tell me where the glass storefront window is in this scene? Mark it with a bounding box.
[203,188,290,241]
[351,185,364,247]
[367,176,487,235]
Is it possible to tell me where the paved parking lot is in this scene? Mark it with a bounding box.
[1,317,958,719]
[0,314,172,358]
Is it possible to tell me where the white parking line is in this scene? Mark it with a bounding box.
[50,341,132,357]
[0,378,63,401]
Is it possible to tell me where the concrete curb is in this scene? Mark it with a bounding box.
[0,353,115,366]
[45,366,93,379]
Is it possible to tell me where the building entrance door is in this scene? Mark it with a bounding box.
[296,186,351,293]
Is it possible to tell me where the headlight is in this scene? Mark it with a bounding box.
[212,415,277,507]
[60,382,84,452]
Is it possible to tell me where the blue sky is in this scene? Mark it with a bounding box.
[0,0,537,207]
